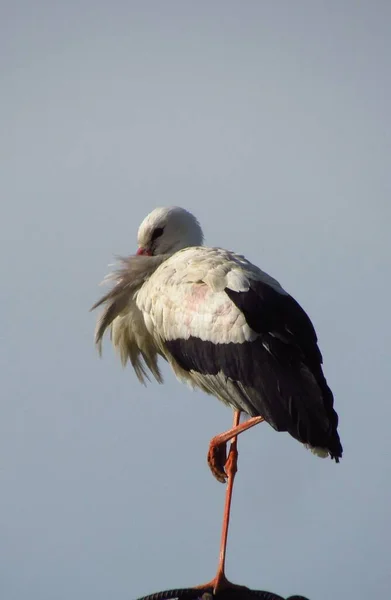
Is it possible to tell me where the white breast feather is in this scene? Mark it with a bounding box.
[136,247,279,348]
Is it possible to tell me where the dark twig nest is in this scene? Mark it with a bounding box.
[135,586,310,600]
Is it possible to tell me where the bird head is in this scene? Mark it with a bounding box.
[137,206,204,257]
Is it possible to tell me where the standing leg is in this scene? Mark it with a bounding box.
[198,410,263,593]
[212,409,241,592]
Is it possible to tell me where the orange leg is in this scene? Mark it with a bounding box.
[198,410,265,594]
[208,414,265,483]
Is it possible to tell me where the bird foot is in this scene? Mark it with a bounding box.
[207,415,264,483]
[207,440,238,484]
[207,440,228,483]
[195,573,249,595]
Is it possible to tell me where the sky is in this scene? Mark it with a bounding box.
[1,2,390,599]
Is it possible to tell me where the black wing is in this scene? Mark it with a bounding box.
[165,278,342,460]
[225,281,342,460]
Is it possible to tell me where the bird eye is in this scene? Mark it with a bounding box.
[151,227,164,241]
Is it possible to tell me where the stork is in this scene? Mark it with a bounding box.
[91,206,342,592]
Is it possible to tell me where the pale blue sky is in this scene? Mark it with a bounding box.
[1,2,390,599]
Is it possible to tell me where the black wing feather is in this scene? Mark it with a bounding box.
[225,281,342,459]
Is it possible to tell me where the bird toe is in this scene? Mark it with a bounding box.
[207,441,228,483]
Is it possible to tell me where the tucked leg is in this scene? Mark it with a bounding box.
[207,414,265,483]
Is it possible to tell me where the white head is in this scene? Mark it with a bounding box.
[136,206,204,256]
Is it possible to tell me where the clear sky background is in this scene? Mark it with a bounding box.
[1,2,390,599]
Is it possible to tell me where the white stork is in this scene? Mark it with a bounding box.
[91,206,342,592]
